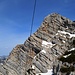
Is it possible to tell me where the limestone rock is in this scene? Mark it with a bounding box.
[0,13,75,75]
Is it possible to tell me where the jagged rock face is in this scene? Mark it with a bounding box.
[0,13,75,75]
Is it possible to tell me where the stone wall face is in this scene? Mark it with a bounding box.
[0,13,75,75]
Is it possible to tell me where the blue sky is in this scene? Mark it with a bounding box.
[0,0,75,56]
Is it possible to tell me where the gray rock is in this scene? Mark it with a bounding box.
[0,13,75,75]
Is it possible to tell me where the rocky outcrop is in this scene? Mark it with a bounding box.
[0,56,7,64]
[0,13,75,75]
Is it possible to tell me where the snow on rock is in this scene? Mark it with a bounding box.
[42,41,52,46]
[41,50,46,54]
[32,65,35,69]
[63,48,75,58]
[69,48,75,51]
[42,40,55,48]
[63,54,71,58]
[56,33,59,35]
[58,30,75,38]
[62,40,65,43]
[34,56,36,59]
[0,63,3,65]
[56,31,66,38]
[36,69,53,75]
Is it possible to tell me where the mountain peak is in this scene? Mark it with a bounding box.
[0,13,75,75]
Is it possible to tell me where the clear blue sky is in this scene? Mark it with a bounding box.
[0,0,75,56]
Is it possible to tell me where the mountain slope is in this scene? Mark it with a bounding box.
[0,13,75,75]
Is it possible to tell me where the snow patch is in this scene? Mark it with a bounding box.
[63,35,66,38]
[56,31,66,38]
[41,50,46,54]
[42,41,55,48]
[54,54,58,57]
[34,56,36,59]
[32,65,35,69]
[36,69,53,75]
[63,54,71,58]
[62,40,65,43]
[58,31,69,35]
[42,41,52,46]
[63,48,75,58]
[56,33,58,35]
[58,30,75,38]
[0,63,3,65]
[69,48,75,51]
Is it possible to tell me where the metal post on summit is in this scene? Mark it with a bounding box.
[30,0,36,36]
[26,0,37,72]
[26,0,37,71]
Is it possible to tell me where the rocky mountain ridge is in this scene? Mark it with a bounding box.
[0,56,7,64]
[0,13,75,75]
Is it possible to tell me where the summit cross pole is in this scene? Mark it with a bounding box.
[26,0,37,68]
[30,0,36,36]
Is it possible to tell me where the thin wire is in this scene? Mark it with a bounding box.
[30,0,36,36]
[26,0,37,70]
